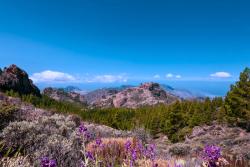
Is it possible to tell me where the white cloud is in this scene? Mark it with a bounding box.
[30,70,76,83]
[153,74,160,79]
[166,73,174,78]
[86,74,128,83]
[175,75,182,79]
[210,72,231,78]
[30,70,128,84]
[165,73,181,79]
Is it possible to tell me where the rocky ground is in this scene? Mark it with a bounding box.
[155,124,250,161]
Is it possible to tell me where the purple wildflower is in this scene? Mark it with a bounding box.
[203,145,221,167]
[40,157,56,167]
[145,144,156,161]
[135,140,145,155]
[84,131,91,140]
[131,149,137,161]
[125,140,132,151]
[95,138,102,146]
[86,151,95,161]
[203,145,221,161]
[80,161,85,167]
[78,123,91,141]
[78,123,87,134]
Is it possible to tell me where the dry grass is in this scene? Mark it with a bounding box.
[0,156,30,167]
[86,137,136,166]
[223,155,250,167]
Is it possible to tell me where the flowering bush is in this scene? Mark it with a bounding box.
[40,157,56,167]
[202,145,229,167]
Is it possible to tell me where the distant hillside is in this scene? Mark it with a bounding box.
[42,83,208,108]
[43,87,86,105]
[83,85,134,105]
[91,82,179,108]
[42,83,180,108]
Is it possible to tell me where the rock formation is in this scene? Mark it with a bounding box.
[0,64,41,96]
[92,82,179,108]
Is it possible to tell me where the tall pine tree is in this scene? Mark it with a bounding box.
[225,67,250,130]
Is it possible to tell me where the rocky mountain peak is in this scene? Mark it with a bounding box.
[139,82,160,90]
[92,82,179,108]
[0,64,41,96]
[43,87,86,105]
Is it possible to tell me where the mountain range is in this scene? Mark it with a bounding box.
[0,64,207,109]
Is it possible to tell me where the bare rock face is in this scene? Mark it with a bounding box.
[92,82,179,108]
[0,64,41,96]
[43,87,86,105]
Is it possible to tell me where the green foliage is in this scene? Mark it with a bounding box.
[5,90,84,115]
[0,104,18,131]
[81,99,223,142]
[225,67,250,130]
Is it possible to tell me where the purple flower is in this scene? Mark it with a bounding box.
[95,138,102,146]
[78,123,91,141]
[145,144,156,161]
[80,160,85,167]
[130,160,134,167]
[203,145,221,161]
[135,140,145,155]
[125,140,132,151]
[40,157,56,167]
[131,149,137,161]
[86,151,95,161]
[84,131,91,140]
[78,123,87,134]
[203,145,221,167]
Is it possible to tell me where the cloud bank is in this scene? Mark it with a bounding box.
[30,70,76,83]
[210,72,231,78]
[30,70,128,83]
[165,73,181,79]
[86,74,128,83]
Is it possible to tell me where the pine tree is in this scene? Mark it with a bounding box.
[225,67,250,130]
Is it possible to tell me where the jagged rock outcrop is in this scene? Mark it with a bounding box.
[43,87,86,105]
[84,88,121,105]
[92,82,179,108]
[0,64,41,96]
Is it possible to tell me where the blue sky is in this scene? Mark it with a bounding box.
[0,0,249,95]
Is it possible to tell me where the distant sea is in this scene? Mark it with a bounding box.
[162,81,234,97]
[37,80,235,98]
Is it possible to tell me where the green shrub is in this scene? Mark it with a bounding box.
[0,105,18,131]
